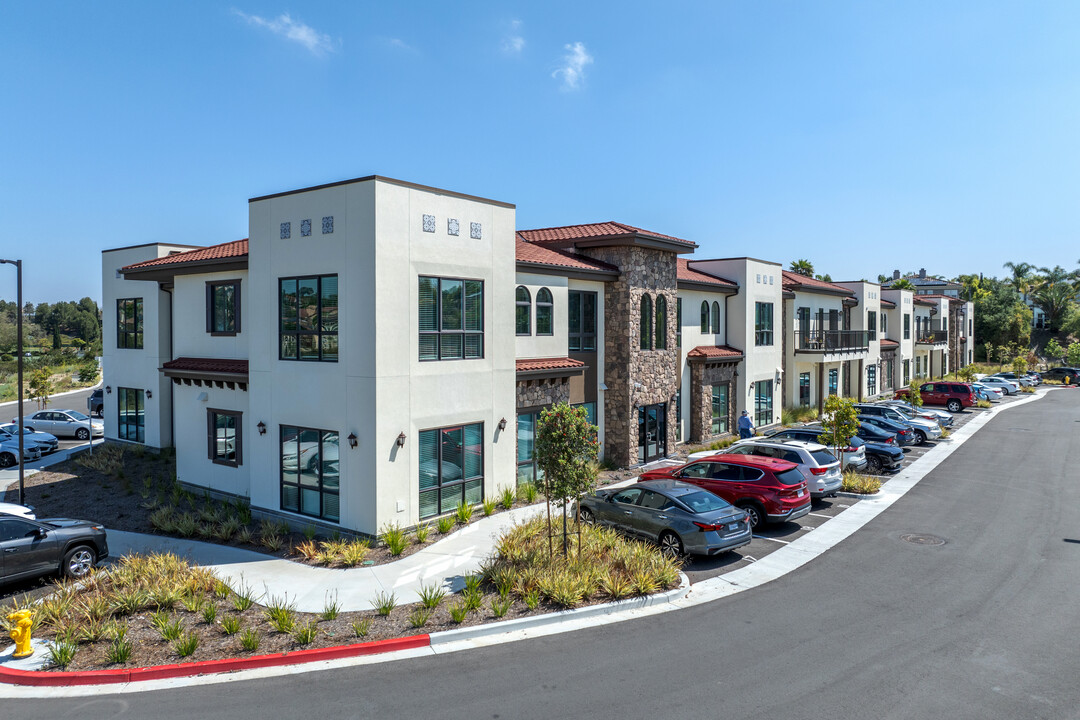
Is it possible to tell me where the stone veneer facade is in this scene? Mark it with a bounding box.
[577,246,679,467]
[516,378,571,410]
[689,359,739,442]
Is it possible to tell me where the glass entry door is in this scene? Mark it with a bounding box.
[637,403,667,464]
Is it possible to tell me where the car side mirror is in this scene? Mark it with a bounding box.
[35,527,47,538]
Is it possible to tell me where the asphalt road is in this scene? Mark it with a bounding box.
[11,389,1080,719]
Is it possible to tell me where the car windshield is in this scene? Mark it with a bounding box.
[776,468,805,486]
[679,491,731,514]
[67,411,90,421]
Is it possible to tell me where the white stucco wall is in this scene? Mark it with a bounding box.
[513,272,568,359]
[171,270,249,360]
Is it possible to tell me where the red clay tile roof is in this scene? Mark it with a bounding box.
[162,358,249,374]
[123,239,249,271]
[879,339,900,349]
[781,270,855,296]
[518,222,695,248]
[515,239,620,274]
[678,259,738,288]
[686,345,744,359]
[516,357,586,372]
[880,298,896,308]
[913,293,954,301]
[913,297,936,306]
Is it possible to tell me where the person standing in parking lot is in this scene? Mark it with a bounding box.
[738,410,754,439]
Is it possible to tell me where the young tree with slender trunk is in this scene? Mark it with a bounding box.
[534,403,599,557]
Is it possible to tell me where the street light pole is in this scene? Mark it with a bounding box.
[0,258,24,505]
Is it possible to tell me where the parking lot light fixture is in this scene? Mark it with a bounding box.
[0,258,25,505]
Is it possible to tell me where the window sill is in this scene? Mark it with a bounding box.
[209,331,239,337]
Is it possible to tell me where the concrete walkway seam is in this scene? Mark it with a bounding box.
[0,390,1050,697]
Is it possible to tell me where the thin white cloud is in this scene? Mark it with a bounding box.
[383,37,417,53]
[501,20,525,54]
[233,9,336,56]
[552,41,592,90]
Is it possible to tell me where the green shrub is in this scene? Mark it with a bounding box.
[220,615,242,635]
[501,487,516,510]
[523,588,541,610]
[491,597,513,618]
[781,406,818,426]
[372,591,397,616]
[413,523,431,544]
[519,483,539,504]
[841,470,881,494]
[231,582,255,612]
[448,602,469,623]
[201,604,218,624]
[436,516,455,534]
[157,617,183,641]
[455,501,474,525]
[264,594,297,633]
[173,632,199,657]
[381,523,408,556]
[106,638,133,664]
[482,497,497,516]
[321,592,341,621]
[46,640,78,669]
[291,621,319,645]
[352,618,372,637]
[239,628,261,652]
[408,607,433,628]
[418,583,446,609]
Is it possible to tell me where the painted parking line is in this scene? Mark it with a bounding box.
[753,535,790,544]
[808,512,836,519]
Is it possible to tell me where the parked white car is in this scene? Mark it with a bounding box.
[971,382,1003,401]
[716,438,844,499]
[16,410,104,440]
[978,376,1019,395]
[877,400,953,427]
[0,423,59,454]
[0,502,36,519]
[0,439,42,468]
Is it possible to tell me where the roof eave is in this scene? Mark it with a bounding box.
[122,257,249,281]
[516,260,619,281]
[687,353,744,364]
[515,366,588,380]
[677,279,738,294]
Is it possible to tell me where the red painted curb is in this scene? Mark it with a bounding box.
[0,634,430,687]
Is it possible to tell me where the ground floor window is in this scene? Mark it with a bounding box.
[883,359,894,389]
[516,412,542,487]
[915,356,922,377]
[828,369,838,397]
[754,380,773,428]
[637,403,667,464]
[674,393,682,441]
[208,410,242,466]
[280,426,339,522]
[572,402,597,428]
[903,359,911,385]
[117,387,144,443]
[420,422,483,519]
[799,373,810,406]
[867,366,877,396]
[711,384,728,435]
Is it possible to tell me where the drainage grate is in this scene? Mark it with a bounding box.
[901,533,946,546]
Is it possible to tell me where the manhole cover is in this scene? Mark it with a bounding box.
[901,533,946,546]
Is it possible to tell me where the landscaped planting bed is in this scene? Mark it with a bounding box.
[1,518,682,672]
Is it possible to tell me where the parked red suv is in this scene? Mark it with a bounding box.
[639,454,811,529]
[895,381,976,412]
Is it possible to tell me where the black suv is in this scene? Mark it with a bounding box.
[0,515,108,584]
[87,388,104,417]
[1042,367,1080,383]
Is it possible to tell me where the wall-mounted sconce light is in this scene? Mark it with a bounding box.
[257,422,266,436]
[348,432,358,449]
[105,386,111,394]
[145,390,152,399]
[498,417,507,431]
[396,432,407,448]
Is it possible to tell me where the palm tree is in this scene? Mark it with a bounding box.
[1030,282,1077,333]
[1003,261,1035,300]
[789,259,814,277]
[890,278,916,291]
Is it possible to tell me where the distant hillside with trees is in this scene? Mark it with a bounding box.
[0,298,102,358]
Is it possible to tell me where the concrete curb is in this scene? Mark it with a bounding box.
[0,382,102,410]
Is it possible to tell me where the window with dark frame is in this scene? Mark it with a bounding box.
[280,426,339,522]
[535,288,553,335]
[117,387,144,443]
[655,295,667,350]
[867,366,877,396]
[568,290,597,351]
[754,379,773,427]
[799,372,811,406]
[419,276,484,361]
[640,294,653,350]
[828,368,839,396]
[207,280,241,335]
[515,286,531,335]
[700,301,709,333]
[676,297,682,347]
[904,313,911,339]
[867,310,877,341]
[755,302,774,346]
[117,298,143,349]
[207,409,242,467]
[711,384,728,434]
[711,301,720,334]
[279,275,338,362]
[419,422,484,519]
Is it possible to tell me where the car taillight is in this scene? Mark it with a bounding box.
[885,437,894,444]
[810,466,828,475]
[844,446,856,453]
[693,521,720,532]
[899,429,910,435]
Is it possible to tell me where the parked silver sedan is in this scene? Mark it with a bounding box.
[0,423,59,453]
[18,410,104,440]
[579,480,751,558]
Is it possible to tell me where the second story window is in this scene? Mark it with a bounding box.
[536,288,553,335]
[676,298,682,347]
[867,310,877,341]
[755,302,774,346]
[640,294,653,350]
[515,286,531,335]
[903,313,911,340]
[117,298,143,349]
[700,301,709,333]
[655,295,667,350]
[568,290,597,352]
[280,275,338,362]
[207,281,241,335]
[419,276,484,361]
[711,301,721,334]
[881,312,887,335]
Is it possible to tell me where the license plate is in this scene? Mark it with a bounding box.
[728,522,740,531]
[797,490,804,497]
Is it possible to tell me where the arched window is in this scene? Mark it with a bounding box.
[711,301,721,334]
[535,288,553,335]
[655,295,667,350]
[700,301,709,332]
[640,294,653,350]
[515,286,531,335]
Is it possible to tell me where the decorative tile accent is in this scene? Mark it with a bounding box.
[301,219,312,237]
[422,214,436,233]
[280,222,291,240]
[322,216,333,234]
[470,222,482,239]
[447,218,459,236]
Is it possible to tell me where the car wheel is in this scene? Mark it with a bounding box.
[75,428,90,441]
[578,507,595,525]
[63,545,97,579]
[947,399,962,413]
[737,503,765,530]
[0,452,14,468]
[914,429,927,444]
[866,455,882,474]
[658,531,684,559]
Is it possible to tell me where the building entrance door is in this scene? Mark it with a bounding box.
[637,403,667,464]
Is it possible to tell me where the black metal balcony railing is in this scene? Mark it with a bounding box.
[793,330,870,352]
[915,322,949,344]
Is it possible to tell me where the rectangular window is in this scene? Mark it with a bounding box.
[881,312,887,336]
[279,275,338,362]
[755,302,774,346]
[116,298,143,349]
[207,410,242,466]
[903,359,911,384]
[799,372,810,406]
[419,277,484,361]
[903,313,911,340]
[280,426,339,522]
[516,412,540,487]
[420,422,484,518]
[676,298,682,347]
[117,387,144,443]
[711,385,728,435]
[754,379,773,427]
[915,356,921,377]
[867,310,877,341]
[867,366,877,396]
[828,369,839,396]
[207,281,241,335]
[568,290,597,352]
[674,393,682,440]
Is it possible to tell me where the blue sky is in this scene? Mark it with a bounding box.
[3,1,1079,303]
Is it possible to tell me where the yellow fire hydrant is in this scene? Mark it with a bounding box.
[7,610,34,659]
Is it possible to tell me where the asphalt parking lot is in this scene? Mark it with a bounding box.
[681,392,1029,583]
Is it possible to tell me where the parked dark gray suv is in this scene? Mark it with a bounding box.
[0,515,108,584]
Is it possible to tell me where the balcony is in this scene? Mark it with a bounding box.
[793,329,870,355]
[915,322,949,346]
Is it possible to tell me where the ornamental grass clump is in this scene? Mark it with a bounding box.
[413,523,431,544]
[455,501,473,526]
[352,618,372,637]
[372,591,397,617]
[417,583,446,609]
[501,487,516,511]
[264,594,297,633]
[482,498,497,517]
[381,523,409,556]
[220,615,242,635]
[841,470,882,495]
[436,516,455,534]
